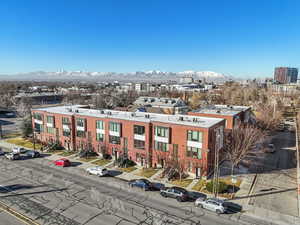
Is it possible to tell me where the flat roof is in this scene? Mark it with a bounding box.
[193,104,251,116]
[33,105,224,128]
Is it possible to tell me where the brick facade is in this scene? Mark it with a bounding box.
[32,106,225,177]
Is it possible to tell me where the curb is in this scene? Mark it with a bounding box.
[0,200,40,225]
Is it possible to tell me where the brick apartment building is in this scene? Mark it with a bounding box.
[31,105,225,178]
[188,105,252,130]
[274,67,298,84]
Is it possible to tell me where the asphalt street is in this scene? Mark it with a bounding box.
[0,154,248,225]
[0,209,25,225]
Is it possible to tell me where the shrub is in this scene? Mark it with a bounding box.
[206,181,228,193]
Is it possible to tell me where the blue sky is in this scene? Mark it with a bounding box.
[0,0,299,78]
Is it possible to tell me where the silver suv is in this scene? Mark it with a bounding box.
[195,198,227,214]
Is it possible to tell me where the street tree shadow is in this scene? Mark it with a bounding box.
[108,170,123,177]
[70,162,82,167]
[0,188,68,198]
[223,202,243,214]
[0,184,48,193]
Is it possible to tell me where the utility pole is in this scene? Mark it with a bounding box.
[295,114,300,216]
[213,132,221,198]
[0,121,3,139]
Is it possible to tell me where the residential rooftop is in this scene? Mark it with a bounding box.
[133,96,187,108]
[193,104,251,116]
[34,105,224,128]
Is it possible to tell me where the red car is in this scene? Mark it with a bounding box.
[54,158,71,167]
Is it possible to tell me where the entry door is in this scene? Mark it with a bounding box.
[196,167,201,178]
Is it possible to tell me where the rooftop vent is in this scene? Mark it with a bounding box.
[145,114,150,119]
[171,100,176,104]
[67,108,72,112]
[151,98,155,102]
[131,113,136,117]
[179,116,184,121]
[193,118,197,122]
[230,106,233,109]
[165,100,168,103]
[75,109,79,113]
[100,110,104,114]
[216,110,221,113]
[107,111,112,115]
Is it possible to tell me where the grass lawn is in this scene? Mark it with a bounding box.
[135,168,159,178]
[171,179,193,188]
[79,156,99,162]
[92,159,111,166]
[220,177,242,188]
[118,166,137,173]
[58,151,76,157]
[6,138,42,149]
[192,179,207,192]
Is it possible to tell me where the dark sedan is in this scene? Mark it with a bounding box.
[128,179,153,191]
[26,150,41,158]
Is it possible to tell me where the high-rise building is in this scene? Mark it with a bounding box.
[274,67,298,84]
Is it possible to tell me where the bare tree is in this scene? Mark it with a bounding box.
[224,123,266,176]
[255,102,283,131]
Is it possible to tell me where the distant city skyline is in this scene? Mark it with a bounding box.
[0,0,299,78]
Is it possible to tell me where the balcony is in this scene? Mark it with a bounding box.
[96,129,105,134]
[109,130,120,137]
[134,134,145,141]
[154,136,169,143]
[46,123,54,128]
[63,124,70,130]
[34,119,43,125]
[76,126,85,131]
[187,141,202,148]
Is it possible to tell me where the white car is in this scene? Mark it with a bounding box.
[12,147,27,154]
[195,198,227,214]
[86,166,108,176]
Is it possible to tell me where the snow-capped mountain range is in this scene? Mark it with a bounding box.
[0,70,232,82]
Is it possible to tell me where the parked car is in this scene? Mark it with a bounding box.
[160,186,189,202]
[128,179,153,191]
[12,147,27,154]
[0,148,5,155]
[264,144,276,153]
[54,158,71,167]
[188,191,207,201]
[195,198,227,214]
[86,166,108,176]
[5,153,21,160]
[26,150,41,158]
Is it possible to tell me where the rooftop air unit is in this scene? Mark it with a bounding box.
[179,116,184,121]
[145,114,150,118]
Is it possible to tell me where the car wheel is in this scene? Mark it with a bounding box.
[161,193,167,198]
[216,209,222,214]
[176,197,182,202]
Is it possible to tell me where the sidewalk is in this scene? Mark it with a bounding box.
[1,139,300,225]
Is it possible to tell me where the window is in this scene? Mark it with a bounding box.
[155,126,169,137]
[109,135,120,144]
[96,120,104,129]
[34,123,43,133]
[134,125,145,135]
[109,122,121,132]
[186,147,202,159]
[46,127,55,134]
[76,130,86,138]
[33,113,43,121]
[46,116,54,124]
[63,130,70,137]
[76,118,85,127]
[96,133,104,142]
[62,117,70,125]
[134,140,145,149]
[187,130,202,142]
[154,141,168,152]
